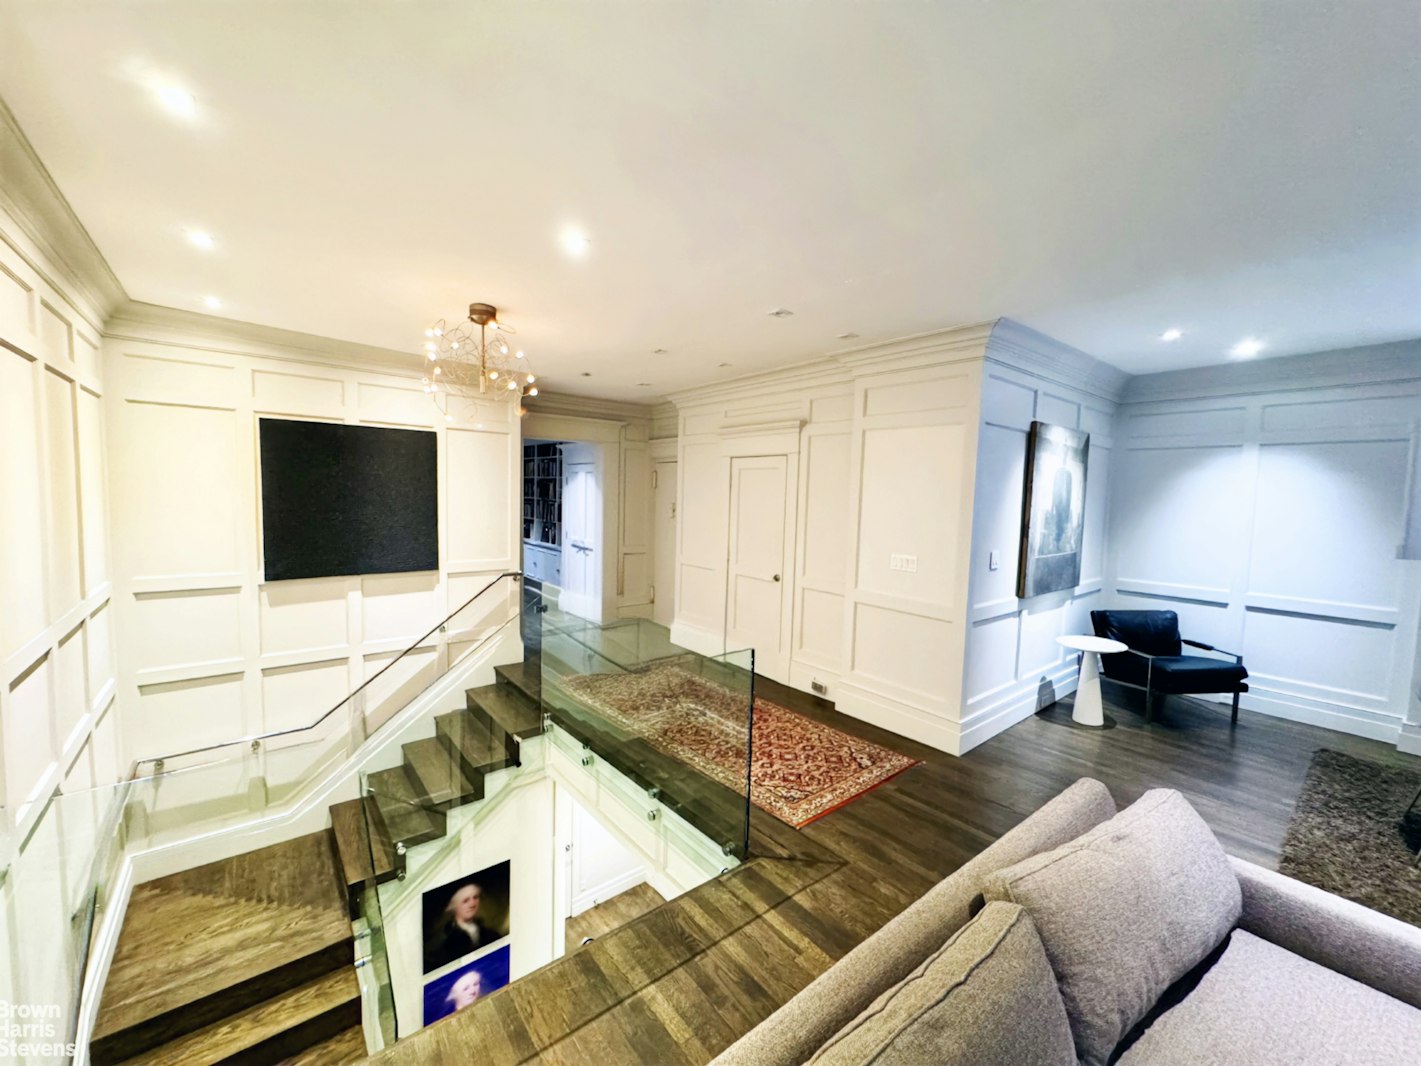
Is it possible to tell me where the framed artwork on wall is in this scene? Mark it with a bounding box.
[421,860,511,974]
[1017,421,1090,599]
[423,945,511,1025]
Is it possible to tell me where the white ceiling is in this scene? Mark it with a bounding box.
[1,1,1417,400]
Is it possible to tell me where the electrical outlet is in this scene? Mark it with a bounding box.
[811,679,828,695]
[890,553,918,573]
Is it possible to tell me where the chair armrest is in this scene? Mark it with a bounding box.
[1230,856,1421,1008]
[1121,647,1156,659]
[1182,638,1243,662]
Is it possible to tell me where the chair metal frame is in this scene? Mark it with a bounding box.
[1106,638,1246,725]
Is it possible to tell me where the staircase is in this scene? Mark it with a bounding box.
[91,664,547,1064]
[327,661,545,900]
[90,832,363,1066]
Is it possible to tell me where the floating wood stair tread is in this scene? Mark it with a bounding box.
[329,796,399,892]
[120,966,359,1066]
[437,708,516,780]
[278,1025,368,1065]
[92,831,353,1065]
[402,736,483,810]
[467,682,543,740]
[493,659,540,704]
[366,765,448,848]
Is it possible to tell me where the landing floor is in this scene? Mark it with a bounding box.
[371,683,1420,1065]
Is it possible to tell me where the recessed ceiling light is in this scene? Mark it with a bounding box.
[580,371,592,377]
[1159,327,1183,342]
[636,382,652,387]
[1230,337,1265,358]
[718,362,732,368]
[202,295,222,310]
[154,83,197,120]
[186,229,215,250]
[560,229,591,257]
[768,308,794,318]
[651,348,668,355]
[837,332,859,340]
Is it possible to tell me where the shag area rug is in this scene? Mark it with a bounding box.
[560,665,918,828]
[1277,748,1421,926]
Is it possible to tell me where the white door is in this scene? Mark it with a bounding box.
[562,461,597,615]
[725,455,789,680]
[652,460,677,628]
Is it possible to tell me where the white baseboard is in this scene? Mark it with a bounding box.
[1239,689,1402,744]
[834,680,962,754]
[958,663,1080,754]
[1398,724,1421,756]
[669,618,725,658]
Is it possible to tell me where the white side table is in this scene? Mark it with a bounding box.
[1057,635,1127,728]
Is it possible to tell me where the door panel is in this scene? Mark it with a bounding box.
[563,462,596,610]
[652,461,677,627]
[725,455,788,679]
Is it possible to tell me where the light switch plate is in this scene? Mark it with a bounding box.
[988,550,1000,571]
[890,553,918,573]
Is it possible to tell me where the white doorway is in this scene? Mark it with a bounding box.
[652,460,677,628]
[562,458,597,615]
[522,438,603,622]
[725,454,790,680]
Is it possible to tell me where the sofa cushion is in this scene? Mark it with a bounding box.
[709,778,1117,1066]
[983,789,1241,1066]
[1115,929,1421,1065]
[808,902,1075,1066]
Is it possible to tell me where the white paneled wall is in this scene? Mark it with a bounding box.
[670,325,995,753]
[104,314,520,764]
[0,203,118,827]
[1107,342,1421,743]
[961,325,1124,751]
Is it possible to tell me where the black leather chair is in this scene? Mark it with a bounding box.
[1090,609,1249,725]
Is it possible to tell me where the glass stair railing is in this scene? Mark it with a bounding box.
[0,570,524,1065]
[340,584,757,1046]
[537,583,755,860]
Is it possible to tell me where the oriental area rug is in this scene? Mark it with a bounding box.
[1277,748,1421,926]
[559,665,918,828]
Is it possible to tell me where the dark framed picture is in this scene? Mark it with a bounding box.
[421,860,511,974]
[1017,421,1090,599]
[422,945,510,1025]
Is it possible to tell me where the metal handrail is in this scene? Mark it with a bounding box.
[128,570,523,776]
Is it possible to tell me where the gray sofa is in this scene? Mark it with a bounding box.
[711,778,1421,1066]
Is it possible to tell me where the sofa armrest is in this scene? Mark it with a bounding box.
[709,778,1117,1066]
[1230,856,1421,1008]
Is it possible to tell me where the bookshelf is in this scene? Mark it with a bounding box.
[522,442,562,547]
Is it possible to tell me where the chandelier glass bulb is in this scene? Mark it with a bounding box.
[420,302,542,418]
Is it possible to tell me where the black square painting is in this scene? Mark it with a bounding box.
[258,419,439,581]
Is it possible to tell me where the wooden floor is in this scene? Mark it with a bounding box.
[369,682,1421,1065]
[566,883,668,950]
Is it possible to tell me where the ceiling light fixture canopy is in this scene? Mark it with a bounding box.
[422,302,540,417]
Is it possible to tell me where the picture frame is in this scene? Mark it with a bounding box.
[1017,421,1090,599]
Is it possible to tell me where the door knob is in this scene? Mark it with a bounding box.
[773,574,781,582]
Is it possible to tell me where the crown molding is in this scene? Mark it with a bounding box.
[0,95,127,327]
[105,300,426,376]
[831,320,996,373]
[985,317,1129,404]
[665,355,852,409]
[525,390,655,423]
[1122,338,1421,405]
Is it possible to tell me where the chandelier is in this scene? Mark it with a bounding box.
[421,302,539,417]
